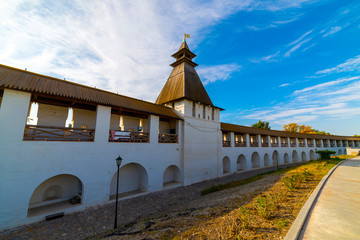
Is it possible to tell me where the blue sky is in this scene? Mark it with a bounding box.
[1,0,360,135]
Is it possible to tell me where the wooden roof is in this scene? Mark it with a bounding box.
[221,122,360,141]
[0,64,181,120]
[156,41,214,106]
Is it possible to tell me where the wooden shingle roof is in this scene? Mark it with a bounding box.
[156,41,214,106]
[0,64,182,119]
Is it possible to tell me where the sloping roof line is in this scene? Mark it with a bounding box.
[221,122,360,141]
[0,64,181,119]
[156,42,215,107]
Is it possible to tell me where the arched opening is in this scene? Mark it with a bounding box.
[344,148,347,155]
[163,165,181,189]
[110,163,148,200]
[310,150,316,160]
[272,151,279,166]
[338,149,342,155]
[251,152,260,168]
[301,151,307,161]
[237,154,247,171]
[223,156,231,174]
[292,150,298,162]
[264,153,270,166]
[284,153,289,163]
[28,174,83,217]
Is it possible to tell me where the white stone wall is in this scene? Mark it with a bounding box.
[29,174,81,207]
[73,108,96,128]
[0,90,182,230]
[182,115,221,185]
[37,103,68,127]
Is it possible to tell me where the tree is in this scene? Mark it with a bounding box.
[251,120,271,130]
[283,123,330,135]
[299,125,316,134]
[316,150,336,160]
[283,123,299,132]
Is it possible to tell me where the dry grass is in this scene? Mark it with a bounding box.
[100,155,355,240]
[176,157,352,240]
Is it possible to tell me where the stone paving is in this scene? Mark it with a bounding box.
[300,157,360,239]
[0,162,303,240]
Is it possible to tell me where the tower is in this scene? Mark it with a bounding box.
[156,40,222,184]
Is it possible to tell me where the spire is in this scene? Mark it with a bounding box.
[156,40,213,106]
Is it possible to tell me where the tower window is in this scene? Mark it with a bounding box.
[192,102,195,117]
[203,105,205,119]
[211,108,214,121]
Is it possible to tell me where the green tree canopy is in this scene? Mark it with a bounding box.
[251,120,271,130]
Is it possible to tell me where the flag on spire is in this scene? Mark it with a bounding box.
[183,33,190,41]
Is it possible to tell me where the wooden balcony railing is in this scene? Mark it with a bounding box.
[281,143,288,147]
[299,143,305,147]
[290,143,297,147]
[223,140,231,147]
[24,125,95,141]
[271,143,279,147]
[331,144,336,147]
[323,143,329,147]
[250,142,259,147]
[158,133,178,143]
[235,141,246,147]
[262,142,269,147]
[307,143,314,147]
[109,130,149,143]
[316,143,322,147]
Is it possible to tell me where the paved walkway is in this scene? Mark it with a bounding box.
[300,157,360,239]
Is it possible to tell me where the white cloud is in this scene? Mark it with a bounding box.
[197,63,241,85]
[294,76,360,94]
[287,29,313,46]
[225,74,360,130]
[251,51,280,63]
[0,0,321,102]
[284,38,312,57]
[316,55,360,75]
[279,83,290,87]
[322,26,342,37]
[246,16,300,31]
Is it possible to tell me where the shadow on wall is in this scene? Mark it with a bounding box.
[109,163,148,200]
[27,174,83,218]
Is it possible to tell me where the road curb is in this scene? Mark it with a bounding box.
[284,159,348,240]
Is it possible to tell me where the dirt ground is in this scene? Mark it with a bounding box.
[100,174,281,240]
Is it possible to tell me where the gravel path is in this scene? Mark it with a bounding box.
[0,162,303,240]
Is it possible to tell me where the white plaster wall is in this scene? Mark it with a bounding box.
[123,115,140,131]
[159,120,171,133]
[0,90,181,230]
[73,108,96,128]
[109,163,148,195]
[346,148,360,155]
[29,175,81,205]
[182,115,221,185]
[37,103,68,127]
[163,165,180,183]
[110,114,121,130]
[220,140,350,175]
